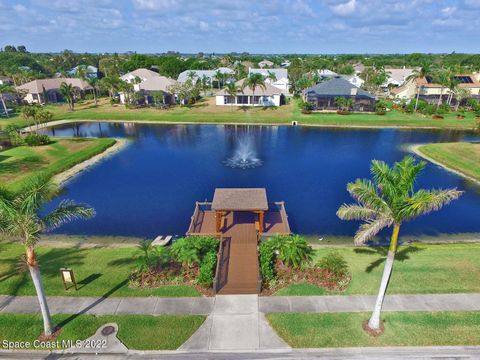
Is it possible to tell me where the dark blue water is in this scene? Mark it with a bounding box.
[42,123,480,238]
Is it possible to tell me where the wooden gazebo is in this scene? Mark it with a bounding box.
[212,188,268,233]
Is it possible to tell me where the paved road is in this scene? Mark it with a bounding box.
[2,347,480,359]
[2,293,480,315]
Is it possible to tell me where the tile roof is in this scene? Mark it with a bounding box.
[177,67,234,83]
[305,77,375,98]
[136,76,178,92]
[212,188,268,211]
[16,78,91,94]
[248,68,288,80]
[216,79,281,96]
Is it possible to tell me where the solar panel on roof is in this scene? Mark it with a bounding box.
[425,76,433,83]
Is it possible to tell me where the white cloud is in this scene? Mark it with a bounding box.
[331,0,356,16]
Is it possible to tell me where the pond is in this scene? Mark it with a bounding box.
[42,122,480,239]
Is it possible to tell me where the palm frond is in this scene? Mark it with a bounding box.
[347,179,390,213]
[353,217,393,245]
[17,176,57,214]
[336,204,380,221]
[43,200,95,231]
[402,189,463,220]
[396,156,425,194]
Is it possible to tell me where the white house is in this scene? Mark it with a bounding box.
[215,79,281,107]
[120,68,159,83]
[248,68,289,94]
[177,67,234,84]
[342,74,365,88]
[68,65,98,78]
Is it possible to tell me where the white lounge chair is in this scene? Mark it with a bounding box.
[152,235,173,247]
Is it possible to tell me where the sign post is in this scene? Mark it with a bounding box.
[60,268,77,291]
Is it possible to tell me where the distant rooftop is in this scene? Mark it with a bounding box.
[248,68,288,80]
[177,67,234,83]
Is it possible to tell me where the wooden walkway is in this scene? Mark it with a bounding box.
[216,212,259,294]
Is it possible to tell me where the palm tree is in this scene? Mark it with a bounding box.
[0,83,13,117]
[242,73,266,106]
[454,87,471,111]
[0,176,95,335]
[87,77,98,106]
[59,82,75,111]
[406,63,432,113]
[214,70,224,89]
[337,156,462,331]
[201,75,210,96]
[99,76,121,99]
[434,68,451,110]
[266,71,277,83]
[224,82,240,109]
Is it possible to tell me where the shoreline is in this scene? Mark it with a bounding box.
[52,138,129,187]
[25,118,476,131]
[409,144,480,186]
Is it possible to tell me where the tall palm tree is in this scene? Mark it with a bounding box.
[86,77,98,106]
[337,156,462,331]
[99,76,121,99]
[242,73,266,106]
[0,176,95,335]
[434,68,451,110]
[0,83,13,117]
[214,70,224,89]
[446,76,461,106]
[59,82,75,111]
[406,63,432,113]
[454,87,471,111]
[266,71,277,83]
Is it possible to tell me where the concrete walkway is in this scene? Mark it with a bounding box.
[2,293,480,316]
[179,295,290,351]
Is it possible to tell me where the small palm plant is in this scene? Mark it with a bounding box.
[274,234,313,269]
[0,176,95,336]
[337,156,462,332]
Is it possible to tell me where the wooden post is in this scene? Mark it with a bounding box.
[259,211,264,233]
[216,211,222,233]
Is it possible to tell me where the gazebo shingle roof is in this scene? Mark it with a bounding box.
[212,188,268,211]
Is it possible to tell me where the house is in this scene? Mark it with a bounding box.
[384,67,418,88]
[317,69,338,78]
[0,76,13,85]
[248,68,289,94]
[68,65,98,79]
[16,78,91,104]
[353,63,365,75]
[215,79,282,107]
[120,68,159,83]
[392,74,480,102]
[258,60,274,68]
[303,76,376,112]
[177,67,234,84]
[281,60,291,68]
[341,74,365,88]
[120,75,178,105]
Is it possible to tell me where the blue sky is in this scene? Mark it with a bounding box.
[1,0,479,53]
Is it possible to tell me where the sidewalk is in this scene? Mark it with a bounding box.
[2,293,480,316]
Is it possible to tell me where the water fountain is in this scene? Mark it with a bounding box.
[224,136,263,169]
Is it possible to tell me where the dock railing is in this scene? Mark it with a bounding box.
[187,201,215,236]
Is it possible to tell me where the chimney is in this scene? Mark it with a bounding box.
[350,88,358,96]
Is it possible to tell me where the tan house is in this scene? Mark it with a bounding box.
[119,75,178,105]
[16,78,91,104]
[392,73,480,102]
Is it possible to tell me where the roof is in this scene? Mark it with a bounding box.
[69,65,98,75]
[177,67,234,83]
[216,79,282,96]
[249,68,288,80]
[317,69,338,77]
[16,78,91,94]
[136,76,178,92]
[305,77,375,99]
[258,60,274,67]
[212,188,269,211]
[385,68,418,84]
[415,75,480,88]
[120,68,159,81]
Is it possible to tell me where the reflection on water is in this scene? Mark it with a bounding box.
[41,122,480,238]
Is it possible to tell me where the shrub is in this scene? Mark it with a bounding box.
[422,104,435,115]
[274,235,313,269]
[259,239,277,281]
[4,124,24,146]
[317,251,349,279]
[135,240,170,273]
[23,133,50,146]
[375,100,388,113]
[197,251,217,286]
[170,236,219,270]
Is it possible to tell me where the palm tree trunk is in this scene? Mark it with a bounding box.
[414,86,421,113]
[93,88,97,106]
[437,87,444,109]
[0,95,8,117]
[367,223,400,330]
[26,247,53,336]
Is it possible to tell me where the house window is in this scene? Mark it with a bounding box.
[237,95,248,104]
[224,96,235,104]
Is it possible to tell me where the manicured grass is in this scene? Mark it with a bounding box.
[0,137,116,191]
[3,97,477,130]
[0,313,205,350]
[267,311,480,347]
[0,243,201,297]
[274,283,326,296]
[274,243,480,296]
[418,142,480,181]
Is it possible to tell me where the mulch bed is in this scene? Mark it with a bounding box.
[260,260,351,296]
[362,319,385,337]
[129,262,214,296]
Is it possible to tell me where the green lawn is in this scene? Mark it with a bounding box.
[2,97,477,130]
[417,142,480,181]
[0,313,204,350]
[0,243,200,297]
[2,242,480,297]
[0,137,116,191]
[267,311,480,347]
[274,243,480,296]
